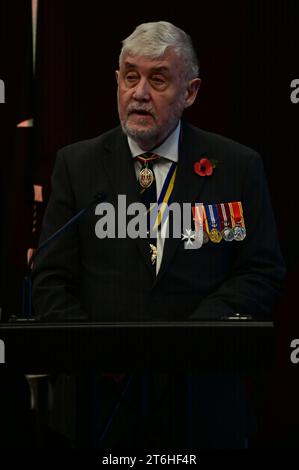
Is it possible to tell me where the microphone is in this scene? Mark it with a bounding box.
[13,192,105,321]
[28,192,105,271]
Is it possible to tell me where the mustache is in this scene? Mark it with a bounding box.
[127,105,156,117]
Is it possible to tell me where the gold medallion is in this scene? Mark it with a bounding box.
[139,167,154,188]
[209,228,222,243]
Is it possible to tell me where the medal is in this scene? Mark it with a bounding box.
[218,203,234,242]
[209,228,222,243]
[201,206,209,243]
[222,226,235,242]
[191,203,205,246]
[206,204,222,243]
[228,201,246,241]
[137,153,160,189]
[233,225,246,241]
[139,167,154,188]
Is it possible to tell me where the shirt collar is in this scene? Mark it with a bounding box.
[127,121,181,163]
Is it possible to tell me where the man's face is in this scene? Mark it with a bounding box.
[116,48,200,150]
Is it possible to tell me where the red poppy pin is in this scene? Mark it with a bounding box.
[194,157,218,177]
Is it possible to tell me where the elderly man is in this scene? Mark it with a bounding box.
[33,21,284,322]
[32,21,285,448]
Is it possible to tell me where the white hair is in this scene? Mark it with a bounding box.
[119,21,199,81]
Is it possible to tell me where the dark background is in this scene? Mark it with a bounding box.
[0,0,299,447]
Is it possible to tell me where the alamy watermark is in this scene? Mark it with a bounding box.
[290,79,299,104]
[0,79,5,103]
[94,196,204,250]
[290,339,299,364]
[0,339,5,363]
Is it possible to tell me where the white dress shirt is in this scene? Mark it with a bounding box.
[127,121,181,273]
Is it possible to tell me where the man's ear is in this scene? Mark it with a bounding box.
[115,70,120,84]
[184,78,201,109]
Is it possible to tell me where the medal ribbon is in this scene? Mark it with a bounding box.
[202,206,209,234]
[192,203,204,234]
[136,154,160,166]
[206,204,221,231]
[229,201,245,228]
[217,202,231,230]
[237,201,245,228]
[217,203,225,231]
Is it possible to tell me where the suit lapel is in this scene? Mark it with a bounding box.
[99,124,212,283]
[154,122,209,285]
[101,128,155,276]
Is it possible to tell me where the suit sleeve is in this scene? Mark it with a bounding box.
[32,149,88,321]
[189,152,286,320]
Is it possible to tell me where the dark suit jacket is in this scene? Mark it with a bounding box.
[32,121,286,321]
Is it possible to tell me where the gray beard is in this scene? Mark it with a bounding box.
[118,90,186,149]
[121,121,160,143]
[120,113,182,150]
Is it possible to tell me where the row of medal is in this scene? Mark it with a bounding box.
[192,201,246,244]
